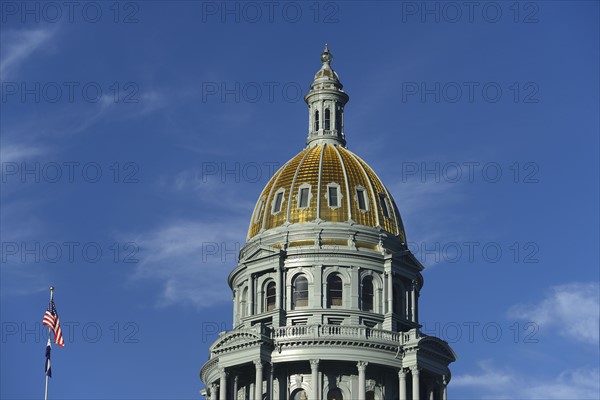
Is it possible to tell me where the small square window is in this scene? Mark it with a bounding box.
[328,186,338,207]
[298,187,310,209]
[254,197,265,223]
[379,193,390,218]
[327,184,341,208]
[356,188,368,211]
[272,190,284,214]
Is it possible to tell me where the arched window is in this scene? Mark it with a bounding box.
[324,108,331,130]
[335,107,342,131]
[314,110,320,131]
[327,274,343,307]
[393,283,403,317]
[240,287,248,317]
[292,275,308,309]
[327,388,343,400]
[265,281,276,312]
[362,276,374,312]
[291,389,308,400]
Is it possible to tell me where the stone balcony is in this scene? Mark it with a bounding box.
[272,324,416,344]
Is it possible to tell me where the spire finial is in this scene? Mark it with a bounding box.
[320,44,333,65]
[305,45,349,148]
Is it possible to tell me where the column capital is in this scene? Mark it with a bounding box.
[442,375,448,385]
[219,368,228,377]
[398,368,407,378]
[254,359,263,369]
[410,366,420,375]
[357,361,368,371]
[310,359,320,369]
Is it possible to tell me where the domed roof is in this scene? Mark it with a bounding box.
[247,143,406,242]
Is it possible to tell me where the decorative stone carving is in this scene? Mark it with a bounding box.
[366,379,376,392]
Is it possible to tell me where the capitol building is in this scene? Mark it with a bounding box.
[200,46,456,400]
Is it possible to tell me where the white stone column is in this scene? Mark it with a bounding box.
[219,369,227,400]
[232,289,237,326]
[398,369,407,400]
[254,359,263,400]
[411,367,420,400]
[276,266,282,309]
[427,382,434,400]
[233,376,238,400]
[250,275,256,316]
[350,266,358,310]
[441,376,447,400]
[270,364,276,400]
[357,361,368,400]
[387,272,393,314]
[310,359,320,400]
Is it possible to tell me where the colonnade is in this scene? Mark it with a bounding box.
[211,361,447,400]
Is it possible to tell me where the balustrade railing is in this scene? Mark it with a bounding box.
[271,324,408,344]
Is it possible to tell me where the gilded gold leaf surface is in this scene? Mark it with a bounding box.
[336,147,377,228]
[261,148,309,233]
[319,145,348,223]
[247,144,407,241]
[351,151,398,235]
[289,146,321,224]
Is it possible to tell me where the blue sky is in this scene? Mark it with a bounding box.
[1,1,598,399]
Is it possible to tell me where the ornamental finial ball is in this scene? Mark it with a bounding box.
[320,44,333,64]
[50,286,54,291]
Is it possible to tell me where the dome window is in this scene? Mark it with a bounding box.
[296,184,312,209]
[292,275,309,309]
[335,106,342,131]
[379,193,391,218]
[254,197,265,223]
[327,273,343,307]
[355,187,369,211]
[326,183,341,208]
[324,108,331,130]
[361,276,374,312]
[271,189,285,214]
[265,281,276,312]
[314,110,319,131]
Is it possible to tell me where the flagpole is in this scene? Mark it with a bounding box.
[44,286,54,400]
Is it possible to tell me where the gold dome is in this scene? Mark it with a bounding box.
[248,143,406,242]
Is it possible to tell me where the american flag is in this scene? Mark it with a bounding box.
[42,300,64,347]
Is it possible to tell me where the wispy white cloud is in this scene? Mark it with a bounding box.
[387,178,467,268]
[0,27,56,79]
[454,360,600,399]
[452,360,514,388]
[160,168,258,213]
[389,179,462,221]
[0,142,49,163]
[508,282,600,345]
[127,220,246,309]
